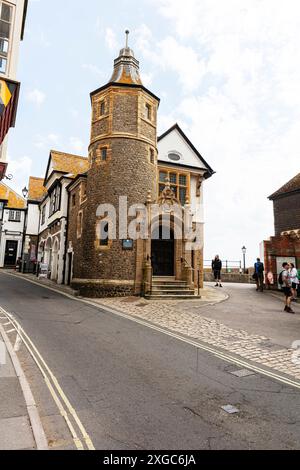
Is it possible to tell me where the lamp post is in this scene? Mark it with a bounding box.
[22,186,28,199]
[242,246,247,274]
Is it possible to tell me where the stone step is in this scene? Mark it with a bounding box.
[152,283,188,289]
[145,294,201,300]
[151,289,195,295]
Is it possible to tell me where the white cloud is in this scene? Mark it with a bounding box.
[105,27,118,50]
[25,88,46,107]
[34,133,60,149]
[70,137,84,153]
[82,63,103,77]
[6,155,33,195]
[147,0,300,263]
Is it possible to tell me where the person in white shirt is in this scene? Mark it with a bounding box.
[289,263,299,301]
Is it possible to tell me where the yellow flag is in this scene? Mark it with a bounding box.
[0,79,12,107]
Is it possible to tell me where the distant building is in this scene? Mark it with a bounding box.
[0,180,25,267]
[261,173,300,287]
[0,0,28,180]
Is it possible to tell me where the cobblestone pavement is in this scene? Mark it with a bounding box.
[95,290,300,381]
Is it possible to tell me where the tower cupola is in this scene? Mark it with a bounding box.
[109,30,143,85]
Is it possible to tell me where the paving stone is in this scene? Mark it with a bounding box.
[0,416,35,450]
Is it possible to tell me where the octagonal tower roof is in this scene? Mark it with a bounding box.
[109,30,143,85]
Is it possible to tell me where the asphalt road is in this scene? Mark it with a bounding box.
[1,272,300,450]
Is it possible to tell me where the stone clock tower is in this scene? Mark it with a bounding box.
[72,32,160,297]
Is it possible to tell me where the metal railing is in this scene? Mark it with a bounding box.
[204,259,242,273]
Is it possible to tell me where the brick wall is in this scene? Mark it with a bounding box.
[263,234,300,288]
[273,192,300,236]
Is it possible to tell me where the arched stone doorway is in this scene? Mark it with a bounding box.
[151,226,175,276]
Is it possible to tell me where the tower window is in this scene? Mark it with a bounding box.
[101,148,107,161]
[100,222,109,246]
[77,211,83,238]
[150,149,155,164]
[72,194,76,207]
[99,100,105,116]
[145,103,152,120]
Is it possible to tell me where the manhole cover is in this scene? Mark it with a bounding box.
[230,368,256,378]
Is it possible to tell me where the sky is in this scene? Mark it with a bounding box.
[6,0,300,267]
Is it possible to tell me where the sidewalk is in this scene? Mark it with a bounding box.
[0,327,36,450]
[2,270,228,305]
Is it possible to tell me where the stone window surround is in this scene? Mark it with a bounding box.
[95,216,113,251]
[95,145,110,164]
[92,96,109,122]
[150,147,156,165]
[77,210,83,239]
[79,181,87,205]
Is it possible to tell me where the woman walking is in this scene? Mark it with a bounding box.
[289,263,299,301]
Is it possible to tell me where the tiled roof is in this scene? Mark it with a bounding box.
[0,182,26,209]
[28,177,46,201]
[269,173,300,200]
[49,150,89,177]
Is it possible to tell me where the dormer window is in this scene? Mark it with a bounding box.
[168,152,181,162]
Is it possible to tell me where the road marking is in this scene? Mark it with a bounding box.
[2,271,300,391]
[0,324,48,450]
[0,306,95,451]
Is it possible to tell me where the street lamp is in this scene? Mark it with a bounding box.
[242,246,247,273]
[22,186,28,199]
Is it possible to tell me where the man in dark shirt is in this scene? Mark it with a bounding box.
[212,255,223,287]
[254,258,264,292]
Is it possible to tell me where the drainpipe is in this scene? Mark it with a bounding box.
[20,206,28,273]
[62,196,70,285]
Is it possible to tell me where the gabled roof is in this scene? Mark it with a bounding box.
[28,177,46,201]
[0,182,26,209]
[44,150,89,184]
[158,123,215,178]
[269,173,300,200]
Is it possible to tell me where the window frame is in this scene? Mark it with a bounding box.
[41,205,46,226]
[99,100,106,117]
[101,147,107,162]
[145,103,152,121]
[77,210,83,239]
[49,183,62,217]
[158,168,190,206]
[8,209,21,222]
[0,1,13,75]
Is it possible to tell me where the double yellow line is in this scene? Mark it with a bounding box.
[0,306,95,451]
